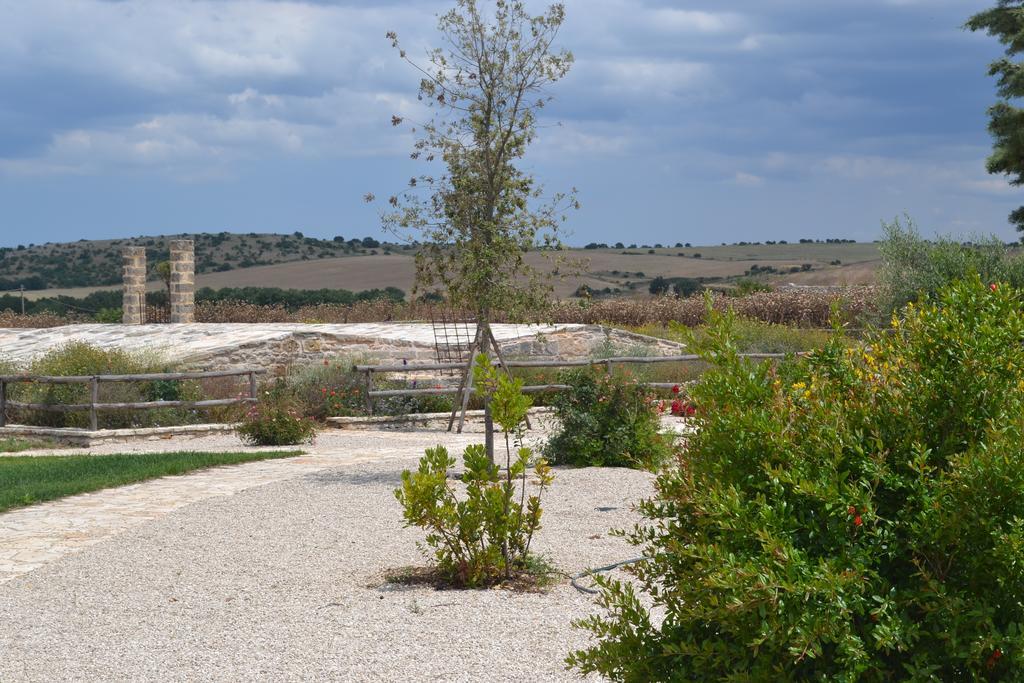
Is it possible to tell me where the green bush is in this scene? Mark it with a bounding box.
[394,355,553,587]
[94,307,122,323]
[285,359,368,420]
[878,215,1024,315]
[236,380,317,446]
[569,278,1024,680]
[544,367,672,470]
[8,342,200,429]
[285,357,456,420]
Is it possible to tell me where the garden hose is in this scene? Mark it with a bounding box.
[571,557,648,595]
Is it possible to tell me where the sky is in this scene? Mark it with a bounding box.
[0,0,1017,248]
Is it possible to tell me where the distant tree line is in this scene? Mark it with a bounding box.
[0,285,406,318]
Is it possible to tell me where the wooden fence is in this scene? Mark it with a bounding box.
[0,368,265,431]
[353,353,803,415]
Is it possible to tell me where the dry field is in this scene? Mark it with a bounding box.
[23,242,881,301]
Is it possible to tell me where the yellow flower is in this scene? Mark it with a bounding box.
[792,381,806,391]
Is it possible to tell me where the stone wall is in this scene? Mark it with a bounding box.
[0,323,686,374]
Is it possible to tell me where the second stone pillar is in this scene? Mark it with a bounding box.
[169,240,195,324]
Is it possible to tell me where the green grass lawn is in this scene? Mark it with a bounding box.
[0,450,301,513]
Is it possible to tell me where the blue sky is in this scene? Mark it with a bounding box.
[0,0,1016,248]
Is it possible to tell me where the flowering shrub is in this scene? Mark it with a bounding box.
[236,380,317,446]
[569,277,1024,679]
[660,384,697,417]
[544,367,672,470]
[394,355,554,587]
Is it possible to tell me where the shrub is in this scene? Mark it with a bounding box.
[286,358,368,420]
[7,342,201,429]
[284,357,456,420]
[394,355,553,587]
[878,215,1024,316]
[236,380,317,446]
[569,277,1024,679]
[544,367,672,470]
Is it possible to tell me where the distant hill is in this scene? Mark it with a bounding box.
[0,232,411,291]
[13,238,881,304]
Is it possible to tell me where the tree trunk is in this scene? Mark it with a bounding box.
[479,319,495,465]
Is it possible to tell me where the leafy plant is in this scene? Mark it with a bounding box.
[236,380,317,446]
[544,367,672,470]
[570,277,1024,680]
[7,342,201,429]
[877,215,1024,315]
[394,355,553,587]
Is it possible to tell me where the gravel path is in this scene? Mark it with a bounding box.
[14,427,496,457]
[0,452,654,681]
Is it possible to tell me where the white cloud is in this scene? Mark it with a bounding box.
[733,171,765,187]
[644,9,744,35]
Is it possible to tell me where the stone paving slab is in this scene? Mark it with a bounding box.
[0,430,482,584]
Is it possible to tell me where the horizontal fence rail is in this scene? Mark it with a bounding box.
[354,352,809,415]
[0,368,266,431]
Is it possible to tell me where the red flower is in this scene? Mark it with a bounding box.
[990,283,999,292]
[321,387,327,395]
[671,385,680,395]
[988,649,1003,669]
[853,516,863,527]
[848,505,856,515]
[330,391,336,397]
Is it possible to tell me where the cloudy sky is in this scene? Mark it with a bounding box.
[0,0,1016,247]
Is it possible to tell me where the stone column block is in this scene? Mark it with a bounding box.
[122,247,147,325]
[169,240,195,324]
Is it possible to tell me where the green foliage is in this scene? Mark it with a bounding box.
[194,286,406,308]
[285,358,370,420]
[878,216,1023,314]
[284,357,453,420]
[94,307,122,323]
[734,277,774,295]
[648,276,671,295]
[545,367,672,470]
[395,355,553,587]
[236,380,317,446]
[380,0,577,321]
[967,2,1024,230]
[0,450,297,513]
[7,342,201,429]
[570,277,1024,680]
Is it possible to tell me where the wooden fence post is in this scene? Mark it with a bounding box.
[89,377,99,431]
[364,370,374,416]
[0,380,6,428]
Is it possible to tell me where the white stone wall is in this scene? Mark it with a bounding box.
[0,323,685,372]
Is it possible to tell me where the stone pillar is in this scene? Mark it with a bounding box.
[169,240,195,324]
[122,247,147,325]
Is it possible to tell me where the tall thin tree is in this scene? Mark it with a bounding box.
[374,0,577,461]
